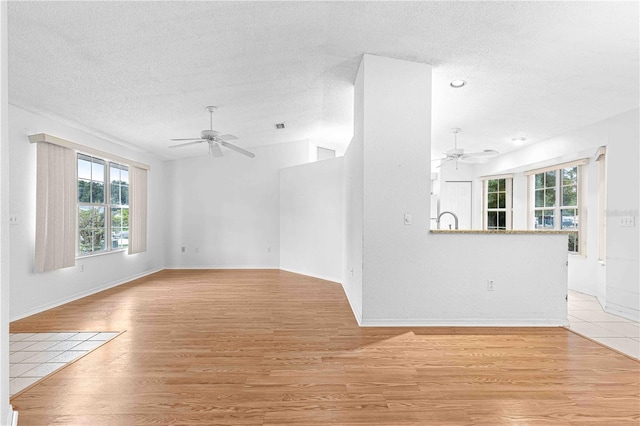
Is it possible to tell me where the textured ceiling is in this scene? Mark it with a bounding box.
[7,1,639,160]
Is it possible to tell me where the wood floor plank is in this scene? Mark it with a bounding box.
[10,269,640,425]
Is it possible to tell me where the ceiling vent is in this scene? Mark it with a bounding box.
[275,123,285,129]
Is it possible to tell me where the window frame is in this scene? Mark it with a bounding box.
[527,160,586,255]
[482,176,513,230]
[596,147,606,263]
[76,152,130,258]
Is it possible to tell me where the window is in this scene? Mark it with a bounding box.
[530,162,583,253]
[77,154,129,256]
[483,176,512,230]
[596,147,606,262]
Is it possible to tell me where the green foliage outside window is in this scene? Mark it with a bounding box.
[486,178,508,230]
[77,154,129,255]
[533,166,580,253]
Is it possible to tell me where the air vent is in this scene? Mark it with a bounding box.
[275,123,285,129]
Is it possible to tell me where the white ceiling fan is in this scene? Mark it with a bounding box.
[437,127,498,169]
[170,106,255,158]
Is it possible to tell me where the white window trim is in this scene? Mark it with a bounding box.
[76,153,130,258]
[524,158,588,176]
[482,176,513,230]
[529,164,584,254]
[596,146,606,263]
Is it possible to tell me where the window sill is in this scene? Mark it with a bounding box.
[76,248,127,260]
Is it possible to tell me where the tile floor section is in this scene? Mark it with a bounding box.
[9,331,120,397]
[567,289,640,359]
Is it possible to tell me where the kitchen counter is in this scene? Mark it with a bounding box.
[430,229,577,234]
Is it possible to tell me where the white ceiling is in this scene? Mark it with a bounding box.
[7,1,639,161]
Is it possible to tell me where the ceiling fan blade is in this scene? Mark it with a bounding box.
[210,143,224,157]
[219,140,255,158]
[445,148,464,156]
[170,138,203,141]
[217,134,238,141]
[465,149,500,157]
[169,140,205,148]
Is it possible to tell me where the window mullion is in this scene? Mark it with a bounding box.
[106,163,111,252]
[506,178,513,230]
[555,169,561,230]
[77,154,129,256]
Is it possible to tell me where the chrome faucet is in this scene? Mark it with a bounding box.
[437,211,459,230]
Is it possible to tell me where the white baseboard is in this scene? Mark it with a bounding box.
[7,405,17,426]
[10,267,164,322]
[340,282,362,326]
[359,318,569,327]
[164,265,279,270]
[605,302,640,322]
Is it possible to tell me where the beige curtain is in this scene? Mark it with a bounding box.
[35,142,76,272]
[128,166,147,254]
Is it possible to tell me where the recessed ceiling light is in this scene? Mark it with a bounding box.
[511,137,527,143]
[450,79,466,88]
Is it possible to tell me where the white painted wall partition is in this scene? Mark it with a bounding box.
[0,2,15,422]
[164,140,310,269]
[341,54,568,326]
[476,109,639,321]
[605,111,639,321]
[342,61,365,323]
[8,105,166,321]
[280,158,344,283]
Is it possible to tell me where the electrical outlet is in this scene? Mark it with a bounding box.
[195,247,199,253]
[181,246,186,253]
[487,280,495,291]
[619,216,635,227]
[79,264,85,272]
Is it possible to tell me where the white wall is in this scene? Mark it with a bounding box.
[0,1,14,422]
[8,105,166,320]
[342,60,365,323]
[346,54,568,326]
[360,55,433,323]
[476,109,639,321]
[385,233,568,325]
[605,110,639,321]
[164,140,310,268]
[280,157,344,283]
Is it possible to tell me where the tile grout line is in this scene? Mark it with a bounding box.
[9,331,126,398]
[566,290,639,360]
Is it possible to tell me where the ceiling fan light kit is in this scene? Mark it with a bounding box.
[169,106,255,158]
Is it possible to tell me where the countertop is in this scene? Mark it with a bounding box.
[429,229,577,234]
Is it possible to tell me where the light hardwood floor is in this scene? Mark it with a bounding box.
[10,270,640,425]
